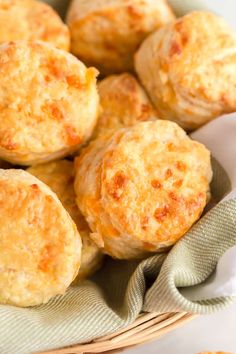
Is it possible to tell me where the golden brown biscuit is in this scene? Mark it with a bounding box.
[96,73,158,135]
[135,11,236,131]
[28,160,103,281]
[0,0,70,51]
[67,0,175,75]
[0,169,81,307]
[75,120,212,260]
[0,40,99,166]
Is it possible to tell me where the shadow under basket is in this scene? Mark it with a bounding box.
[38,312,195,354]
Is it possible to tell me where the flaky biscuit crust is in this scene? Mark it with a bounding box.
[135,11,236,130]
[96,73,157,135]
[0,0,70,51]
[0,41,99,165]
[67,0,175,75]
[75,121,212,259]
[28,160,103,281]
[0,169,81,307]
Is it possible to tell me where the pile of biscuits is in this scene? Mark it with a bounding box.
[0,0,235,307]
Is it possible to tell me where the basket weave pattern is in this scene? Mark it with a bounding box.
[39,313,195,354]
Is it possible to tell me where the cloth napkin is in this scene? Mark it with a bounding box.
[1,1,236,354]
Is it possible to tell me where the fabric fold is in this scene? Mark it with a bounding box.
[144,198,236,314]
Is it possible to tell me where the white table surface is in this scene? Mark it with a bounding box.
[127,1,236,354]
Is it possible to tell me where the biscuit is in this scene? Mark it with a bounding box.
[75,120,212,259]
[27,160,103,281]
[135,11,236,131]
[0,0,70,51]
[96,73,158,135]
[0,169,81,307]
[67,0,175,75]
[0,41,99,165]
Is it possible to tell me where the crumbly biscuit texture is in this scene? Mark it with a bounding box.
[0,0,70,51]
[0,169,81,307]
[0,41,99,165]
[96,73,158,135]
[75,121,212,259]
[28,160,103,281]
[135,11,236,130]
[67,0,175,75]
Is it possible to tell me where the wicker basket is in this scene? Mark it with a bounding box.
[38,313,196,354]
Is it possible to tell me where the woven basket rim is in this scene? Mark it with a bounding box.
[37,312,196,354]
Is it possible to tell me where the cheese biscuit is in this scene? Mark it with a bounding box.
[0,0,70,51]
[135,11,236,130]
[67,0,175,75]
[96,73,157,135]
[28,160,103,281]
[0,169,81,307]
[0,41,99,165]
[75,121,212,259]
